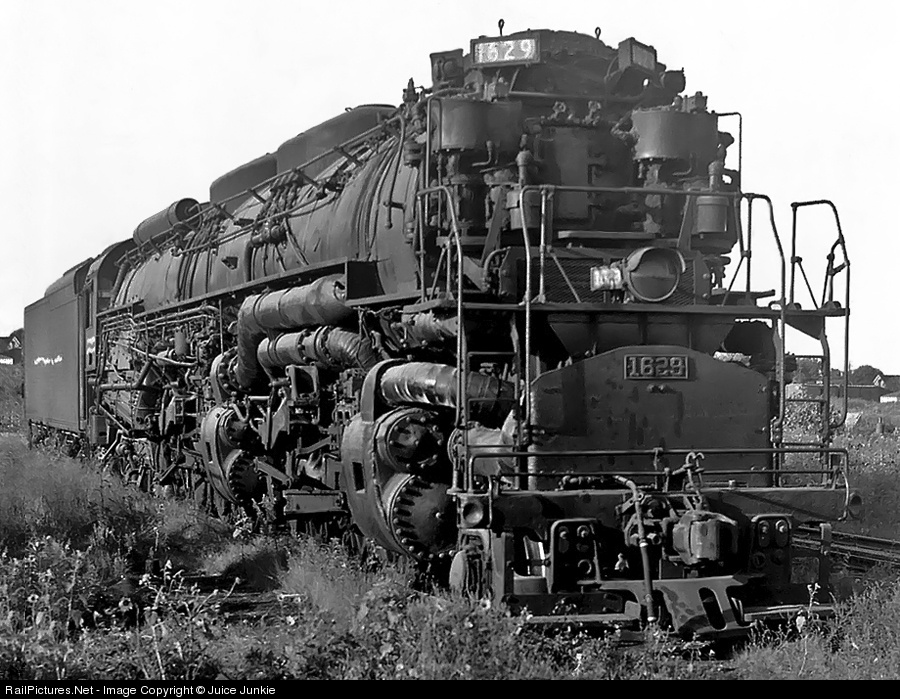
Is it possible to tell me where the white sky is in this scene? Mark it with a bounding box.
[1,0,897,371]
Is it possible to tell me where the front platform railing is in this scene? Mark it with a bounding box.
[461,445,851,499]
[414,183,851,495]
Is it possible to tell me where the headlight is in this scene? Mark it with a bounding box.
[846,492,864,520]
[774,518,790,548]
[460,497,488,528]
[622,247,685,302]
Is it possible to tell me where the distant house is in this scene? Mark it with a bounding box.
[874,374,900,393]
[0,330,22,365]
[881,391,900,404]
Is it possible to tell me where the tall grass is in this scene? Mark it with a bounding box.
[0,439,227,564]
[733,582,900,679]
[0,365,23,432]
[834,431,900,538]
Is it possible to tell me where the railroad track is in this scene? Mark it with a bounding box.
[794,527,900,572]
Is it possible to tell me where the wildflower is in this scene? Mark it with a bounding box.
[574,652,585,676]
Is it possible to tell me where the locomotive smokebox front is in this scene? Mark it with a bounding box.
[527,345,772,480]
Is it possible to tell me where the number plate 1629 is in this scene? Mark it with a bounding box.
[624,354,689,380]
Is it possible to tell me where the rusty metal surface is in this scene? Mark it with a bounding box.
[529,345,770,474]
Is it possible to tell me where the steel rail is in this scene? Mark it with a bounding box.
[795,526,900,571]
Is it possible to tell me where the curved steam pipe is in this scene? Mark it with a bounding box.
[379,362,515,427]
[232,275,353,389]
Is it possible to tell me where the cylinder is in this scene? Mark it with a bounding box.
[695,195,729,235]
[133,199,201,247]
[631,109,718,164]
[430,99,522,154]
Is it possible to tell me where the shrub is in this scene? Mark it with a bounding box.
[734,582,900,679]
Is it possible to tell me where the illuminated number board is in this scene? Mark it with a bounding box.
[471,37,539,66]
[624,354,689,380]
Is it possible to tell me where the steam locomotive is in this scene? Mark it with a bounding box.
[25,25,856,639]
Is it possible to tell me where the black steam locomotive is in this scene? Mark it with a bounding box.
[25,25,855,639]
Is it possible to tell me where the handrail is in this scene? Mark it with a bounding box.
[817,332,832,445]
[464,445,848,494]
[517,187,537,443]
[513,183,746,441]
[790,200,851,430]
[734,195,787,461]
[416,180,848,497]
[414,185,467,495]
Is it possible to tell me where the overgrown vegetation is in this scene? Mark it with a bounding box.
[0,364,23,432]
[0,363,898,679]
[0,440,726,680]
[732,583,900,679]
